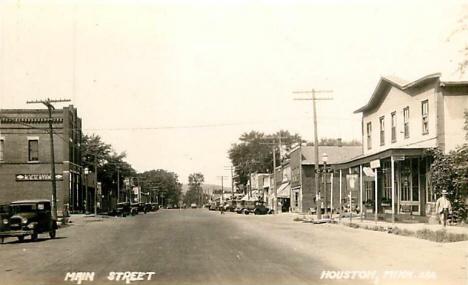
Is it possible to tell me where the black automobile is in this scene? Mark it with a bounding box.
[243,201,272,215]
[114,202,131,217]
[0,200,57,243]
[131,203,146,214]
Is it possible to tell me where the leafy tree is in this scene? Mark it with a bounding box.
[228,130,304,190]
[184,173,205,205]
[81,134,136,203]
[429,110,468,222]
[447,9,468,75]
[139,169,182,206]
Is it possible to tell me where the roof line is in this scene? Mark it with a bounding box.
[354,73,442,114]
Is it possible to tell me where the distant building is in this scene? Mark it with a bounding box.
[0,105,83,215]
[289,145,362,213]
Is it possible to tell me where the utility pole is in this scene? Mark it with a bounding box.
[117,167,120,203]
[217,176,228,203]
[293,89,332,220]
[27,98,70,220]
[224,166,235,201]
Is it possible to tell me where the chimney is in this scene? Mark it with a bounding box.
[337,138,342,147]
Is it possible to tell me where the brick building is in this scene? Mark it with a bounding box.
[0,105,83,216]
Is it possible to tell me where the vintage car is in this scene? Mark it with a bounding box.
[114,202,131,217]
[235,200,246,214]
[0,200,57,243]
[131,203,146,214]
[243,200,272,215]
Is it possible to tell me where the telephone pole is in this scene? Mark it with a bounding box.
[293,89,332,220]
[27,98,70,220]
[217,176,228,203]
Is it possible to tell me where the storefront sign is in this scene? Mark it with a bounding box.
[370,159,380,169]
[16,173,63,181]
[346,174,359,191]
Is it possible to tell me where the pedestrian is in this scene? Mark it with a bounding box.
[435,189,452,227]
[220,203,226,215]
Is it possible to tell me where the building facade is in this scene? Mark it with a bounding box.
[289,145,362,213]
[0,105,83,216]
[333,73,468,219]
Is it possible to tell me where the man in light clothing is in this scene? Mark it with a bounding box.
[435,190,452,227]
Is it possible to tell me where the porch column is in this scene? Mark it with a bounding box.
[360,165,363,223]
[391,156,395,224]
[375,168,378,224]
[330,172,334,217]
[339,169,342,221]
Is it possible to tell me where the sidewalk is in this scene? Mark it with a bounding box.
[62,213,113,227]
[291,212,468,236]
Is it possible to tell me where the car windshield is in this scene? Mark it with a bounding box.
[0,205,10,214]
[11,204,36,214]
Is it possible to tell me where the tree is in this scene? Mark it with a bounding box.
[184,173,205,206]
[228,130,304,190]
[139,169,182,207]
[81,133,136,206]
[429,110,468,222]
[447,8,468,75]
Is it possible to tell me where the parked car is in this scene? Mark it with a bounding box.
[144,203,153,212]
[243,201,272,215]
[191,203,197,209]
[0,200,57,243]
[209,202,219,211]
[131,203,146,214]
[235,200,246,214]
[110,202,130,217]
[151,203,159,211]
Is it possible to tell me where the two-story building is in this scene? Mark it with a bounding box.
[289,144,362,213]
[333,73,468,220]
[0,105,83,216]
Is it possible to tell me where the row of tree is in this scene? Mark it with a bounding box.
[81,134,183,207]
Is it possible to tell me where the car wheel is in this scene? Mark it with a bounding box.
[17,236,24,242]
[49,229,56,239]
[31,233,38,242]
[244,210,249,215]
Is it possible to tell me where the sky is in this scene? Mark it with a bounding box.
[1,0,467,185]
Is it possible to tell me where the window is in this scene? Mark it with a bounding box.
[422,100,429,135]
[379,116,385,146]
[391,112,396,143]
[366,122,372,149]
[403,107,410,138]
[0,139,3,161]
[28,139,39,162]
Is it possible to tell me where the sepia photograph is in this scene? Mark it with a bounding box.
[0,0,467,284]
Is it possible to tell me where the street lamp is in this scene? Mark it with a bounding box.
[322,153,328,217]
[84,168,89,213]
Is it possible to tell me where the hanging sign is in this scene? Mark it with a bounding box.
[370,159,381,169]
[346,174,359,191]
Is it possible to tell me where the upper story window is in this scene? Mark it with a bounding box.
[28,139,39,162]
[403,107,410,138]
[380,116,385,146]
[422,100,429,135]
[391,112,397,143]
[367,122,372,149]
[0,139,4,161]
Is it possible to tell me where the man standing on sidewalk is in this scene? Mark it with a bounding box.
[435,189,452,227]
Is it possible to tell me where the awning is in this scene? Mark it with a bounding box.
[276,182,291,198]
